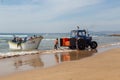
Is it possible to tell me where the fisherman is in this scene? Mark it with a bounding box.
[54,38,59,50]
[23,37,27,42]
[34,35,37,38]
[17,38,23,47]
[12,35,17,42]
[12,37,17,42]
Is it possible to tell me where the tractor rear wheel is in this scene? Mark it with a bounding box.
[90,41,98,49]
[77,39,85,50]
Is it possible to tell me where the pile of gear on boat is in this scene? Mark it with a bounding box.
[12,35,37,44]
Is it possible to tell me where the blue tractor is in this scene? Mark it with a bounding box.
[60,29,98,50]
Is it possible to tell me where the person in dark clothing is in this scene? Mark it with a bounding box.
[23,37,27,42]
[54,38,59,50]
[12,37,17,42]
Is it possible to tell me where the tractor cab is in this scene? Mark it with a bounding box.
[71,30,87,38]
[70,30,91,41]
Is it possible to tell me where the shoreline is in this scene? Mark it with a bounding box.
[0,48,120,80]
[109,34,120,36]
[1,41,120,59]
[0,49,75,59]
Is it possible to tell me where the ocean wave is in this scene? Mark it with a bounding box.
[0,39,8,43]
[110,42,120,46]
[0,49,73,59]
[92,35,99,38]
[0,50,39,58]
[0,35,13,38]
[99,42,120,48]
[43,39,55,41]
[0,34,28,38]
[14,35,28,37]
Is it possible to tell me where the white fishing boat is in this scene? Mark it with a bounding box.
[8,36,43,50]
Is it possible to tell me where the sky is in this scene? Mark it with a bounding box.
[0,0,120,33]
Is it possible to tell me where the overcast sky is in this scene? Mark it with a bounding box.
[0,0,120,33]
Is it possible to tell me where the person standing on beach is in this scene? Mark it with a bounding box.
[54,38,59,50]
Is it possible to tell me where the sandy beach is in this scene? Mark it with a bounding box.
[0,48,120,80]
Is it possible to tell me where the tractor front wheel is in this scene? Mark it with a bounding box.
[90,41,98,49]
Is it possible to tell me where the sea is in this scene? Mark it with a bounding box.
[0,31,120,56]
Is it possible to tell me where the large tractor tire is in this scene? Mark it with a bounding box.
[77,39,85,50]
[69,38,76,49]
[90,41,98,49]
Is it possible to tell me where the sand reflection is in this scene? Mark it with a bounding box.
[55,49,97,62]
[14,54,44,69]
[14,49,97,69]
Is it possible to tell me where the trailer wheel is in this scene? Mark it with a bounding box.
[77,39,85,50]
[90,41,98,49]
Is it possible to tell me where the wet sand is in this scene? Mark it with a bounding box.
[0,49,97,76]
[1,48,120,80]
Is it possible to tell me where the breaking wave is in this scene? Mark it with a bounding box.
[0,49,73,59]
[0,34,28,38]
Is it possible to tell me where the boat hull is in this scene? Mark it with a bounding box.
[8,37,43,50]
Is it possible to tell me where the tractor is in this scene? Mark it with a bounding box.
[60,29,98,50]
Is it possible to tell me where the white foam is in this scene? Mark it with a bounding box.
[43,39,55,41]
[0,35,13,38]
[0,50,39,58]
[15,35,28,37]
[0,34,28,38]
[92,35,99,38]
[0,39,7,42]
[0,49,74,58]
[110,42,120,46]
[99,42,120,48]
